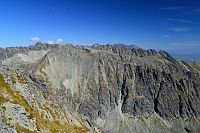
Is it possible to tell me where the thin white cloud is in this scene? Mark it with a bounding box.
[194,34,200,38]
[48,40,54,44]
[193,8,200,12]
[30,37,40,42]
[163,35,169,38]
[166,18,192,23]
[48,4,56,11]
[169,43,200,47]
[159,6,184,10]
[187,8,200,15]
[56,38,63,44]
[169,27,190,32]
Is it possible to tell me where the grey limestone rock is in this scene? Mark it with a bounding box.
[0,43,200,133]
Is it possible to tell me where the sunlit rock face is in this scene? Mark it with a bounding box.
[0,43,200,133]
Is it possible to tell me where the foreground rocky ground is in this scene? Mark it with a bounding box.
[0,43,200,133]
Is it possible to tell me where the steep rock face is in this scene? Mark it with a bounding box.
[0,43,62,65]
[0,43,200,133]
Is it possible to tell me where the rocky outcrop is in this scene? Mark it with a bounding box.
[0,43,200,133]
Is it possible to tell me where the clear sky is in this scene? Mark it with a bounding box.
[0,0,200,56]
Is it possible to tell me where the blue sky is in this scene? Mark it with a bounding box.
[0,0,200,56]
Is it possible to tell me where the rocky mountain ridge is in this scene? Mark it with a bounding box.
[0,43,200,133]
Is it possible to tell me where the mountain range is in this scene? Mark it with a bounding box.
[0,43,200,133]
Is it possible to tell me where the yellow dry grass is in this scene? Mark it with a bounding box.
[0,73,89,133]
